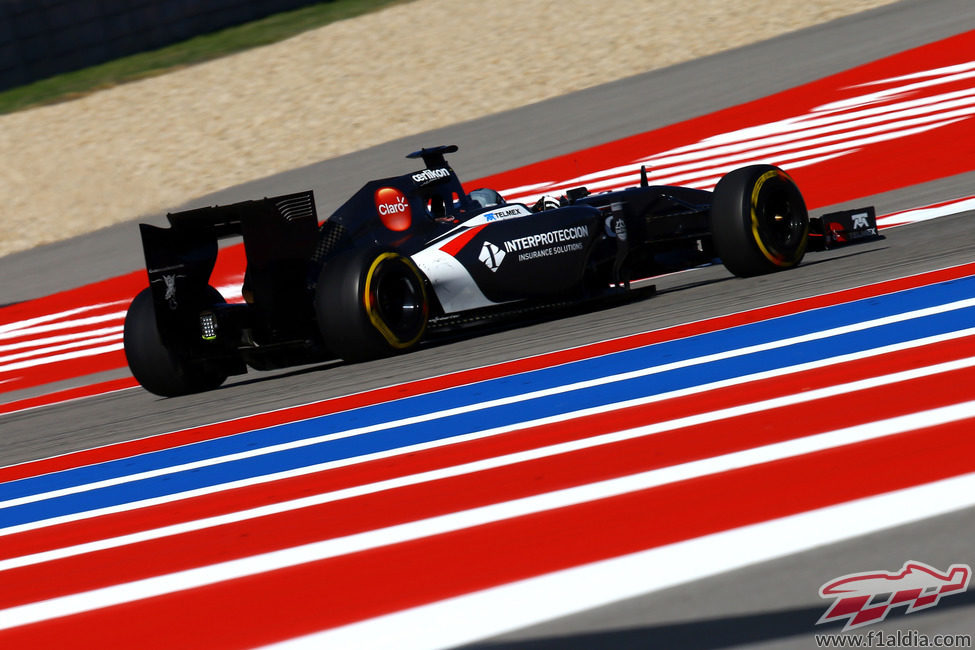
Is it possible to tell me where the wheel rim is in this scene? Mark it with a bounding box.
[750,171,808,266]
[365,254,428,348]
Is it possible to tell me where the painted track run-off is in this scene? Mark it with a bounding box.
[1,24,975,650]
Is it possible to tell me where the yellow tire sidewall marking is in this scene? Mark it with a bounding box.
[749,169,807,267]
[363,252,427,349]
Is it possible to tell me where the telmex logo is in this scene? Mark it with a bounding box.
[412,168,451,184]
[817,561,972,631]
[485,206,527,221]
[374,187,412,231]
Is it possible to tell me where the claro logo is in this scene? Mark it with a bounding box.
[374,187,412,231]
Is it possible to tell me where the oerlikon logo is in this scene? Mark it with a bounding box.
[817,561,971,631]
[374,187,412,231]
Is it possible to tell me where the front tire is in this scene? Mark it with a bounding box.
[315,248,429,362]
[123,286,229,397]
[711,164,809,277]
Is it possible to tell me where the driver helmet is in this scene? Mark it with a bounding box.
[531,194,562,212]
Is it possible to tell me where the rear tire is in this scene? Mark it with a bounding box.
[711,165,808,277]
[123,286,229,396]
[315,248,429,362]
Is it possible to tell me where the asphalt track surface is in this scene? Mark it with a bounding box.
[2,0,975,647]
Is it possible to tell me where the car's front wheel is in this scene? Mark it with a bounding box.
[711,164,809,277]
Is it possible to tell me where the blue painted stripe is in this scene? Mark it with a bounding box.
[1,302,972,529]
[1,275,973,504]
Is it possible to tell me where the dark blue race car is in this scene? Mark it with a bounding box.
[124,144,878,396]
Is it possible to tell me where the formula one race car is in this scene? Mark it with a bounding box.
[124,144,878,396]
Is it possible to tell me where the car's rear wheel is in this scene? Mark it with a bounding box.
[315,247,429,362]
[711,164,809,277]
[124,286,230,397]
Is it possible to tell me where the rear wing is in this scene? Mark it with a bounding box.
[139,191,318,317]
[808,206,881,250]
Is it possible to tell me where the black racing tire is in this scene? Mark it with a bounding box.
[315,247,429,362]
[123,286,229,397]
[711,164,809,277]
